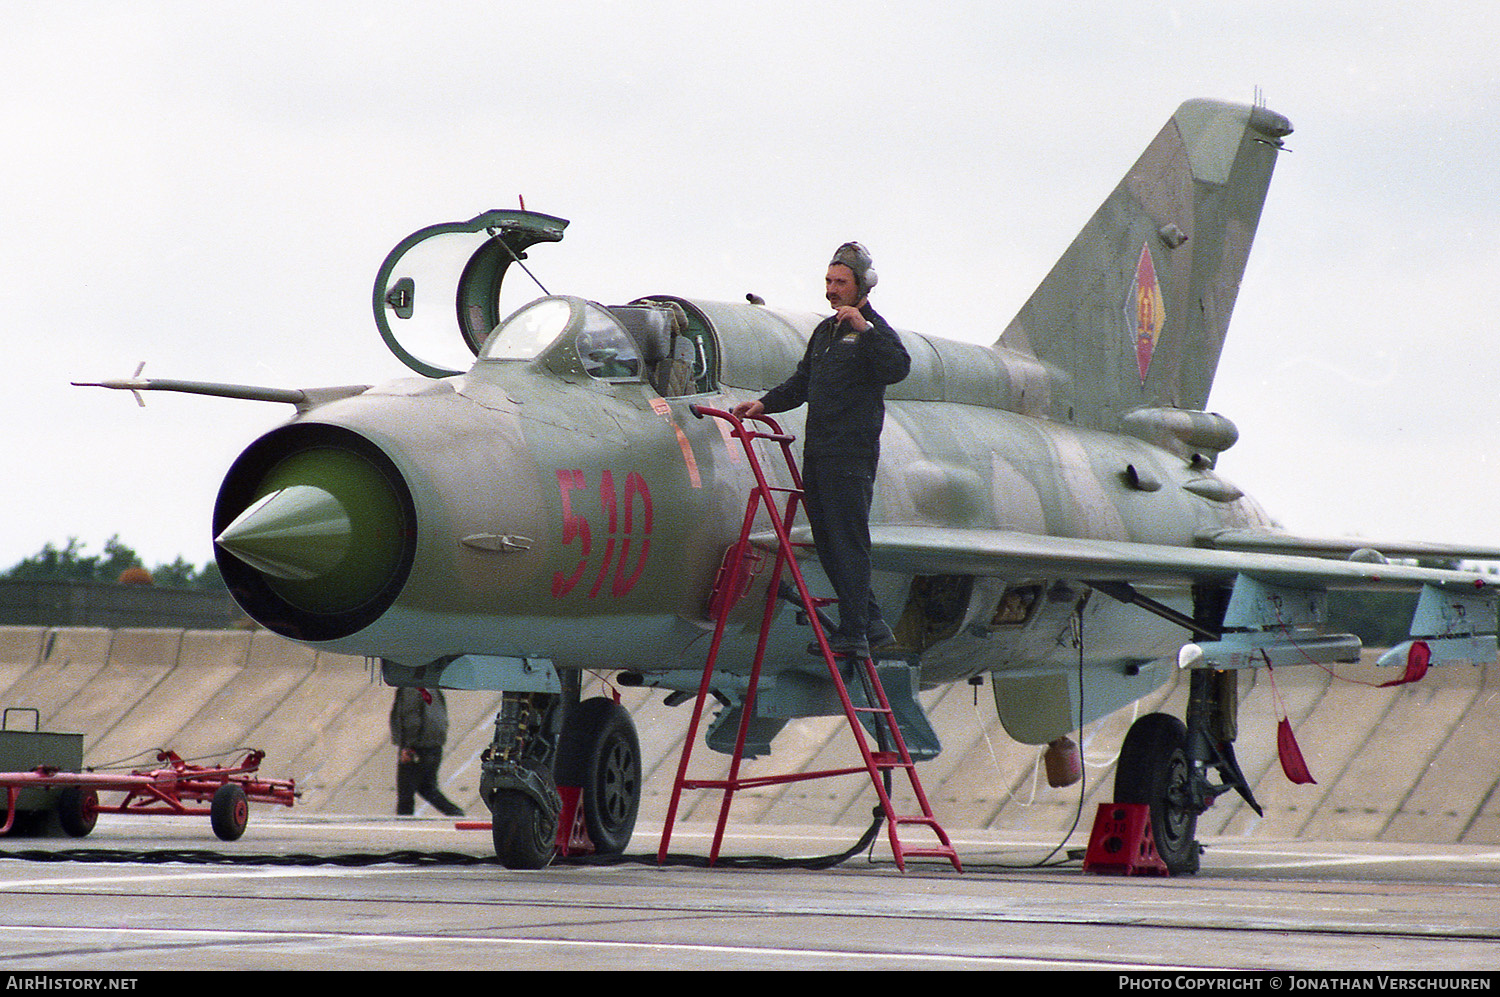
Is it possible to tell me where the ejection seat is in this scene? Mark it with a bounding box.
[608,302,696,397]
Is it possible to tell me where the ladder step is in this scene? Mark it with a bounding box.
[898,848,964,864]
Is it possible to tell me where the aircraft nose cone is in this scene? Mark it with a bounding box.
[215,484,352,580]
[214,423,417,637]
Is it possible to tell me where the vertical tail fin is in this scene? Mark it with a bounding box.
[999,99,1292,442]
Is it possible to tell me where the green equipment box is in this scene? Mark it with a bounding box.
[0,707,84,815]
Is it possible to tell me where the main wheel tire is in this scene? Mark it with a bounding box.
[1115,712,1200,874]
[57,787,98,838]
[210,783,249,841]
[489,789,558,869]
[555,698,641,854]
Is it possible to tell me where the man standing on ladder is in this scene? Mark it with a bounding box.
[734,242,911,659]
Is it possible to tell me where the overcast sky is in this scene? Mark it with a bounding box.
[3,2,1498,571]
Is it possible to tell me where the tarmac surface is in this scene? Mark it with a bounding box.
[0,815,1496,972]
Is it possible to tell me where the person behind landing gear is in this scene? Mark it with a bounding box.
[733,242,911,658]
[390,686,466,817]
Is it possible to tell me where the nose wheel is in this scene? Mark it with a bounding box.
[555,697,641,855]
[489,778,561,870]
[482,692,563,869]
[481,691,643,868]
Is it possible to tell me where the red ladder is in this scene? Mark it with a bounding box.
[657,405,961,873]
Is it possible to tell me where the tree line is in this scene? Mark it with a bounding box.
[2,537,226,591]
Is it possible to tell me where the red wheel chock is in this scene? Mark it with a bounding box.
[1082,803,1169,876]
[555,784,594,857]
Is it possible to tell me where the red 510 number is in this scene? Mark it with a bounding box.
[551,469,654,599]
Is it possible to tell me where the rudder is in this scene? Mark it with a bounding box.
[998,99,1292,446]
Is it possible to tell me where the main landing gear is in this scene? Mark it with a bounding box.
[480,687,642,869]
[1115,712,1199,874]
[1113,584,1263,875]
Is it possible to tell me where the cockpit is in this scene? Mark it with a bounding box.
[372,209,717,397]
[478,296,708,395]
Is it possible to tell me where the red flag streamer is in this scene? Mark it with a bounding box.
[1264,664,1317,785]
[1378,640,1431,688]
[1276,718,1316,785]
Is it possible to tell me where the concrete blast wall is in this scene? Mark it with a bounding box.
[0,626,1495,843]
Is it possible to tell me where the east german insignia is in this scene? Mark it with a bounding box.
[1126,244,1163,384]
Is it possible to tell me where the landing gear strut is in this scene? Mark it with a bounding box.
[481,691,563,869]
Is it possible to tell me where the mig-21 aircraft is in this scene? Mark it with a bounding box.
[79,98,1499,872]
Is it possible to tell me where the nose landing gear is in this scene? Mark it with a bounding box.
[480,690,642,869]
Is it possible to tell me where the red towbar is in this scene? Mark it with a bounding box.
[0,749,297,841]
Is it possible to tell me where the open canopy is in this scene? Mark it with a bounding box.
[372,209,569,378]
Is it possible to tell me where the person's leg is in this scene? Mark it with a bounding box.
[414,748,465,816]
[396,753,418,815]
[803,455,876,652]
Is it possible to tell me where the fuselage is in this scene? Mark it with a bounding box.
[214,293,1274,733]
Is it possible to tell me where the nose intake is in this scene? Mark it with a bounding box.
[214,423,416,642]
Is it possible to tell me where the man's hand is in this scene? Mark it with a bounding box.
[732,399,765,421]
[833,305,869,332]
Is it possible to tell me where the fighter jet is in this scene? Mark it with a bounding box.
[79,98,1498,872]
